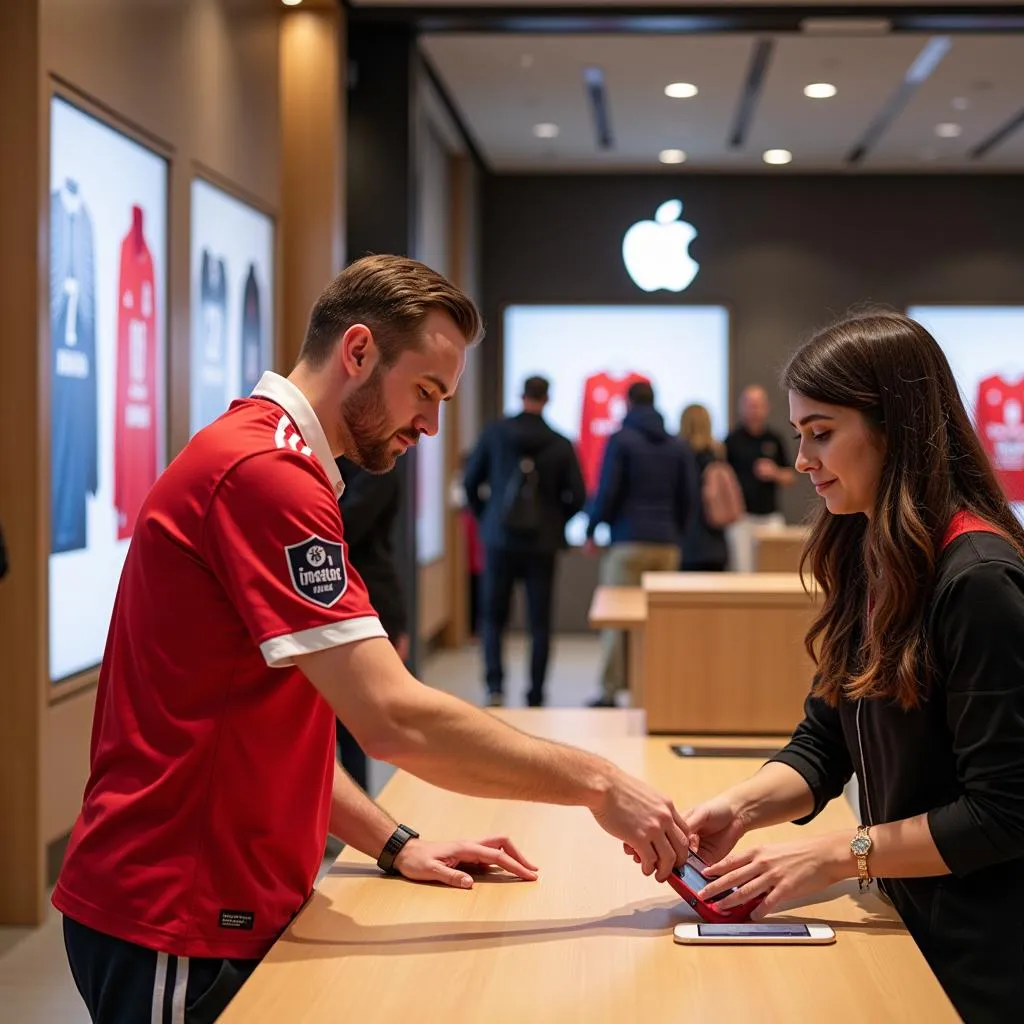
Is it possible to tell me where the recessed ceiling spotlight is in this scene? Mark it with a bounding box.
[951,96,970,111]
[763,148,793,165]
[533,123,559,139]
[281,0,302,6]
[665,82,699,99]
[804,82,838,99]
[935,122,963,138]
[659,149,687,164]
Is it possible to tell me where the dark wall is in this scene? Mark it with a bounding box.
[481,173,1024,525]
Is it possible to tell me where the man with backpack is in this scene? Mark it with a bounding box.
[464,376,585,708]
[585,380,698,707]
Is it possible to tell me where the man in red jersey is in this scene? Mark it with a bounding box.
[56,255,691,1023]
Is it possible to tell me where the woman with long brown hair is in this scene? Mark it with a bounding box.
[678,403,730,571]
[682,312,1024,1022]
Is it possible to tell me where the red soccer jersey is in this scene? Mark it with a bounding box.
[577,371,649,493]
[53,372,387,959]
[976,373,1024,502]
[114,206,159,540]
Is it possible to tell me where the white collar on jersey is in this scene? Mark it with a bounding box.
[250,371,345,497]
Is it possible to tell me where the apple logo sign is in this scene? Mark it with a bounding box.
[622,199,699,293]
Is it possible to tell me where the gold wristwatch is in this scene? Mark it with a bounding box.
[850,825,873,891]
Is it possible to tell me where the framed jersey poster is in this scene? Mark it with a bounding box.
[503,305,730,545]
[189,178,276,436]
[908,306,1024,524]
[49,94,168,684]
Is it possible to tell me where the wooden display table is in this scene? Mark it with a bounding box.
[641,572,820,735]
[221,712,955,1024]
[754,524,812,574]
[587,585,646,704]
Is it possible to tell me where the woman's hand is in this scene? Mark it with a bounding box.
[394,836,539,889]
[683,795,752,865]
[699,833,851,919]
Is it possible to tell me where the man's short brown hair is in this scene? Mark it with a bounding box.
[298,254,483,368]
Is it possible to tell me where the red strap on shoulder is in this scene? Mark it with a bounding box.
[941,510,1003,551]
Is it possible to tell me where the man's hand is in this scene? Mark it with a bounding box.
[698,833,850,920]
[753,458,778,482]
[393,836,539,889]
[583,538,600,557]
[591,771,690,882]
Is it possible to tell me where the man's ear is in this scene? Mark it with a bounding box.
[338,324,376,377]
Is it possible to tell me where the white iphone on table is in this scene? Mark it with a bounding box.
[674,922,836,945]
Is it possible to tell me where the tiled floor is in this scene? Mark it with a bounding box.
[0,634,605,1023]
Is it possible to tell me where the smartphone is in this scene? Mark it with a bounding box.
[666,851,764,924]
[671,744,781,759]
[674,922,836,945]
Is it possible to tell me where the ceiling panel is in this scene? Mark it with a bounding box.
[746,35,930,170]
[867,35,1024,168]
[421,29,1024,171]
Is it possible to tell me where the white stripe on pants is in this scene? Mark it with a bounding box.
[151,951,190,1024]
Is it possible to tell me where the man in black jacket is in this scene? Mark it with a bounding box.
[335,456,407,790]
[585,380,698,706]
[464,376,585,708]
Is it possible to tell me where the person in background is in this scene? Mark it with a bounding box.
[724,384,795,571]
[684,313,1024,1023]
[334,455,407,792]
[464,376,585,708]
[678,404,730,572]
[585,381,697,707]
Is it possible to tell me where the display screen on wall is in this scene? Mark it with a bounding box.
[49,96,168,683]
[416,403,447,565]
[190,178,275,435]
[908,306,1024,522]
[503,305,730,545]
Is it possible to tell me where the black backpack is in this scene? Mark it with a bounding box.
[501,452,544,537]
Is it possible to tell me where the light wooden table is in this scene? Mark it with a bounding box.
[587,586,646,705]
[754,524,812,574]
[641,572,820,734]
[222,712,956,1024]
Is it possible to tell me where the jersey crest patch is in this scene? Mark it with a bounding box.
[285,536,347,608]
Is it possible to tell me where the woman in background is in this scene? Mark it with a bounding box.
[678,403,730,572]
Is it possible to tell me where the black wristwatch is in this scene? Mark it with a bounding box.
[376,824,420,875]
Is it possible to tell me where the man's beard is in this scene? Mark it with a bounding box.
[342,365,412,474]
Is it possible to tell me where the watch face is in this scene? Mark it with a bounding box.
[851,836,872,856]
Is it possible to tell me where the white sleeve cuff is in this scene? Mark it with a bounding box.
[260,616,388,667]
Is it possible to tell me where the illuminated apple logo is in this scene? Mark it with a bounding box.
[622,199,699,293]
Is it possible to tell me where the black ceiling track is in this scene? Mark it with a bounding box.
[344,4,1024,35]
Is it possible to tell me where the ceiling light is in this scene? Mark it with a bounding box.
[935,122,962,138]
[659,149,687,164]
[281,0,302,6]
[533,123,559,139]
[804,82,837,99]
[665,82,699,99]
[763,148,793,166]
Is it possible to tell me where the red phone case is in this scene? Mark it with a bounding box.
[666,852,764,924]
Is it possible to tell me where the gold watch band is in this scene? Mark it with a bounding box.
[854,825,873,891]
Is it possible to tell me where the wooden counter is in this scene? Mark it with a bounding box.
[754,524,812,574]
[587,586,646,705]
[221,712,955,1024]
[641,573,820,734]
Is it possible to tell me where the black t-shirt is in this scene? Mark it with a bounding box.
[724,426,789,515]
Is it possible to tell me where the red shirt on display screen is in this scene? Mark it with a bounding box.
[114,205,159,540]
[976,373,1024,502]
[577,370,649,494]
[53,373,387,959]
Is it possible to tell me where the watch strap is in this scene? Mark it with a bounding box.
[853,825,873,891]
[377,824,420,875]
